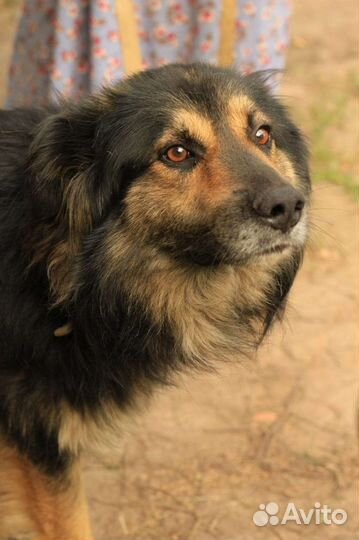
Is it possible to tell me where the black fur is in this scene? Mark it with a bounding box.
[0,64,310,476]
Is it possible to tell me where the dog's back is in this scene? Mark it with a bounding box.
[0,109,48,172]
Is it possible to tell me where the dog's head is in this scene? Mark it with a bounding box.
[27,64,310,357]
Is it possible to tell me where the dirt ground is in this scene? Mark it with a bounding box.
[0,1,358,539]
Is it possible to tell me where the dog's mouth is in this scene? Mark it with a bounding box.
[163,214,306,267]
[253,214,308,259]
[187,241,292,267]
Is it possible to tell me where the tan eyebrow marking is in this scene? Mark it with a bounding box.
[226,95,257,137]
[227,95,271,140]
[157,108,216,150]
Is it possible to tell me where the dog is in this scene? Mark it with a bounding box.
[0,63,310,539]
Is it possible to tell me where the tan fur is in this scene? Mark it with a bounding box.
[158,108,217,150]
[58,399,144,456]
[64,173,94,242]
[226,95,258,137]
[152,117,228,212]
[53,322,73,337]
[272,144,301,187]
[142,261,272,362]
[0,439,93,540]
[149,157,234,213]
[102,226,291,364]
[47,240,77,305]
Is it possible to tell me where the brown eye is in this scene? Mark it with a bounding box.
[165,145,191,163]
[255,126,271,146]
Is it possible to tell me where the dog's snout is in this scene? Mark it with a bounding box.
[252,185,305,233]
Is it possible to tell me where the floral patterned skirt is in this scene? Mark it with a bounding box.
[7,0,291,107]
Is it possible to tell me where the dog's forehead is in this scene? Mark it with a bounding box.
[169,108,217,147]
[162,92,267,148]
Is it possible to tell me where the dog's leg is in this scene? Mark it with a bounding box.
[0,439,93,540]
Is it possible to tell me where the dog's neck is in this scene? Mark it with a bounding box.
[71,230,293,368]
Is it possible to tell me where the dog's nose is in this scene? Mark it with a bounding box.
[252,185,305,233]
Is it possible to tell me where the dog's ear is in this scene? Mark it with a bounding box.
[27,100,108,305]
[244,69,282,94]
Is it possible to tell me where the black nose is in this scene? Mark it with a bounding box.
[252,185,305,233]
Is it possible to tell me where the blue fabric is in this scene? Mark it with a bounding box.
[7,0,291,107]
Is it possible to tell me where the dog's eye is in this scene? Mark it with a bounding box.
[255,126,271,146]
[164,145,191,163]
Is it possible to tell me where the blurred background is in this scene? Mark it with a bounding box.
[0,1,358,539]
